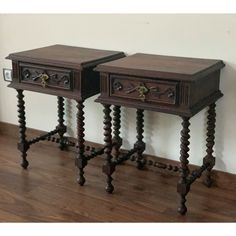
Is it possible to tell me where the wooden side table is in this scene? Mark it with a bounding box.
[95,53,225,214]
[6,44,125,185]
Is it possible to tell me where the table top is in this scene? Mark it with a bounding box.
[96,53,225,81]
[6,44,125,70]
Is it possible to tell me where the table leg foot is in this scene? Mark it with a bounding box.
[75,100,87,186]
[76,156,87,186]
[177,116,190,215]
[77,169,86,186]
[203,174,213,188]
[178,195,187,215]
[203,103,216,188]
[21,154,29,169]
[103,104,115,193]
[105,175,114,194]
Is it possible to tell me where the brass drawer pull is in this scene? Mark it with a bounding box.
[20,64,72,91]
[126,83,149,102]
[40,73,49,88]
[112,77,177,104]
[136,84,149,101]
[30,72,49,88]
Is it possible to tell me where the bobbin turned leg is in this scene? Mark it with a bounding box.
[75,100,87,186]
[103,104,115,193]
[57,96,67,150]
[177,117,190,215]
[134,109,146,170]
[16,89,29,169]
[112,106,122,159]
[203,103,216,187]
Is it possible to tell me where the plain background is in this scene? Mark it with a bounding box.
[0,14,235,174]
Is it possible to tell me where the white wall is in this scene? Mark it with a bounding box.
[0,14,235,174]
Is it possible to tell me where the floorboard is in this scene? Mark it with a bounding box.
[0,123,236,222]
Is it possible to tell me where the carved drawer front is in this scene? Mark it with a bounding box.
[110,74,178,105]
[19,63,72,90]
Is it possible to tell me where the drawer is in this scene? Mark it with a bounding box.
[110,74,178,105]
[19,63,73,91]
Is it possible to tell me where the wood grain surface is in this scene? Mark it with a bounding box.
[6,44,125,69]
[0,122,235,222]
[95,53,225,80]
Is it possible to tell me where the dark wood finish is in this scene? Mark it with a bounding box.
[134,109,146,169]
[96,53,224,81]
[96,53,224,117]
[57,96,67,150]
[20,63,72,91]
[75,100,87,186]
[177,117,190,215]
[113,148,137,165]
[110,74,177,105]
[6,45,125,183]
[28,128,61,146]
[1,122,236,222]
[95,53,224,215]
[145,158,179,172]
[16,89,29,169]
[7,44,125,70]
[203,103,216,187]
[7,45,125,100]
[188,164,209,185]
[112,106,122,159]
[102,104,115,193]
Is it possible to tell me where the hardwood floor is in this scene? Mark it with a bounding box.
[0,122,236,222]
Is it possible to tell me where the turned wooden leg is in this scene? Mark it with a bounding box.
[103,104,115,193]
[177,117,190,215]
[75,100,87,186]
[203,103,216,187]
[112,106,122,159]
[16,89,29,169]
[134,109,146,170]
[57,96,67,150]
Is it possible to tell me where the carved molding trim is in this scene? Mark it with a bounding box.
[112,79,176,103]
[20,66,71,90]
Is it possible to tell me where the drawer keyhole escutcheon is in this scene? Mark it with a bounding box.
[40,73,49,88]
